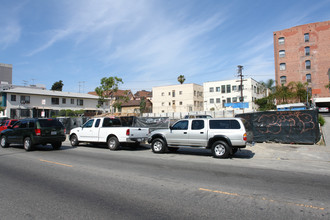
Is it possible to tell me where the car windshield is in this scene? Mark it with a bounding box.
[38,119,63,128]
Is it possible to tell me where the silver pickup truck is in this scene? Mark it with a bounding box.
[148,118,247,158]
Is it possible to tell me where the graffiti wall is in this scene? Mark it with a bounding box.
[236,110,321,144]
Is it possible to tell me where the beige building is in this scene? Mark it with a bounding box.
[152,83,204,113]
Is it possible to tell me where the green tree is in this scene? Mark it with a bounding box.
[51,80,64,91]
[177,75,185,84]
[95,76,123,108]
[140,97,146,115]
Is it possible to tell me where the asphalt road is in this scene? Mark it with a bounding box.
[0,141,329,220]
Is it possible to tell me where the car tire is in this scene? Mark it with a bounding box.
[70,134,79,147]
[151,138,167,153]
[108,136,120,151]
[211,141,230,158]
[52,141,62,150]
[24,137,33,151]
[0,135,9,148]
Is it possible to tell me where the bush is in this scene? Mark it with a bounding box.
[319,114,325,126]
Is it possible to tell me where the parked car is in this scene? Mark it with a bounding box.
[148,118,247,158]
[69,117,150,150]
[184,115,212,119]
[318,107,329,113]
[0,118,66,151]
[0,119,18,132]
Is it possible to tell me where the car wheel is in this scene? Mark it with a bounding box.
[211,141,230,158]
[70,134,79,146]
[108,136,120,151]
[151,138,167,153]
[52,141,62,150]
[0,135,9,148]
[168,147,179,152]
[24,137,33,151]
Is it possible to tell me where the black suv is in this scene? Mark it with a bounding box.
[0,118,66,151]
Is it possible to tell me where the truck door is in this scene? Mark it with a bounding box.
[188,119,208,146]
[167,120,189,145]
[79,119,94,141]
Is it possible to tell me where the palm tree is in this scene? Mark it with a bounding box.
[177,75,185,84]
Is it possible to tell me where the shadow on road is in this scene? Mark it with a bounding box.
[162,147,255,159]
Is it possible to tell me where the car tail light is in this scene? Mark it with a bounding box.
[64,128,66,134]
[243,133,247,141]
[35,129,41,136]
[126,129,130,136]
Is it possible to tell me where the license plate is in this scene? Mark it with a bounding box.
[51,131,57,135]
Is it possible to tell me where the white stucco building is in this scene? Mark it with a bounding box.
[152,83,204,114]
[203,78,266,112]
[0,85,109,119]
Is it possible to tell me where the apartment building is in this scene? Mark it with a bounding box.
[0,85,109,118]
[0,63,13,84]
[273,21,330,98]
[152,84,204,113]
[203,78,265,112]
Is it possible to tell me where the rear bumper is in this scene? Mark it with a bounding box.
[126,137,148,143]
[32,135,66,144]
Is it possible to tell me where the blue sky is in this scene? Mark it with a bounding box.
[1,0,330,93]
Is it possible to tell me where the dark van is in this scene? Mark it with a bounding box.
[0,118,66,151]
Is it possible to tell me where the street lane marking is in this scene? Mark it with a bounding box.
[40,159,73,167]
[199,188,325,211]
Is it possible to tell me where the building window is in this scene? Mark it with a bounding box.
[179,91,182,95]
[232,97,237,103]
[238,85,244,91]
[172,90,175,97]
[209,87,214,92]
[71,98,74,104]
[305,47,310,56]
[306,74,311,83]
[62,98,66,104]
[11,95,16,102]
[161,92,164,96]
[194,91,196,96]
[280,76,286,84]
[216,87,220,92]
[278,37,285,45]
[304,33,309,42]
[254,86,257,93]
[216,98,220,103]
[232,85,237,91]
[20,95,30,104]
[221,85,226,93]
[162,102,164,106]
[279,50,285,58]
[77,99,83,106]
[226,85,231,93]
[179,101,183,105]
[169,102,171,106]
[280,63,286,70]
[305,60,311,69]
[51,98,59,105]
[227,97,231,103]
[168,92,171,96]
[210,98,214,104]
[172,100,175,105]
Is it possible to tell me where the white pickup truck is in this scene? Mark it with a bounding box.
[69,117,149,150]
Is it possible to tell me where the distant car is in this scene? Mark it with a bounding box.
[0,119,18,132]
[0,118,66,151]
[184,115,213,119]
[318,107,329,113]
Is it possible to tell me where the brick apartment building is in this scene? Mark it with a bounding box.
[273,21,330,100]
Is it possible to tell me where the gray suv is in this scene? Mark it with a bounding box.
[148,118,247,158]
